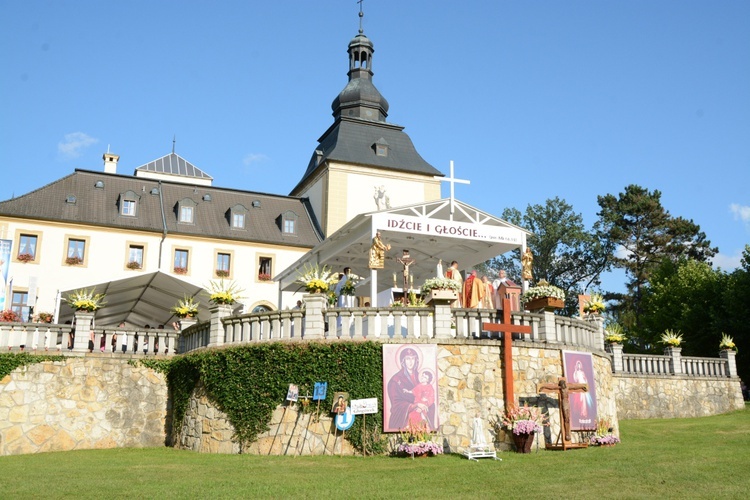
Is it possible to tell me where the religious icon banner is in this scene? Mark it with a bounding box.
[562,351,597,431]
[383,344,439,432]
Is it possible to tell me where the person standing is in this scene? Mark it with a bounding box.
[445,261,463,307]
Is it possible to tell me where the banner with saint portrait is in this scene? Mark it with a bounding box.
[562,351,597,431]
[382,344,438,432]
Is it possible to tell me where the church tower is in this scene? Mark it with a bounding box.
[290,9,443,237]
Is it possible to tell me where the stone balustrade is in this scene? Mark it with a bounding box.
[607,345,737,379]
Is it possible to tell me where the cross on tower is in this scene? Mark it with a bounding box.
[435,160,470,221]
[482,298,532,409]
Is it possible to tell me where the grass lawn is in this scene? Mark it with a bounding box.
[1,406,748,499]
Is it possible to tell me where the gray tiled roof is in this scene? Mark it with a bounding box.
[291,117,442,194]
[134,153,213,180]
[0,170,322,247]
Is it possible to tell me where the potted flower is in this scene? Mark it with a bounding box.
[171,296,200,318]
[421,277,461,302]
[589,417,620,447]
[65,256,83,266]
[396,421,444,458]
[583,293,605,316]
[126,260,142,270]
[173,266,187,275]
[216,269,230,278]
[660,329,684,348]
[206,279,244,306]
[0,310,22,323]
[294,263,334,294]
[521,280,565,312]
[604,323,627,345]
[34,311,54,323]
[257,272,271,281]
[65,288,106,312]
[500,403,548,453]
[719,333,737,352]
[17,252,34,263]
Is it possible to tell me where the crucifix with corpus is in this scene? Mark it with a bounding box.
[537,377,589,450]
[482,297,532,409]
[396,249,416,306]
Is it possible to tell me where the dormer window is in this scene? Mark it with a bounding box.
[281,211,298,235]
[228,204,248,230]
[119,190,140,217]
[177,198,197,224]
[373,138,389,157]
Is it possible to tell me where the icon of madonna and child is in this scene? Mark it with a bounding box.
[383,344,439,432]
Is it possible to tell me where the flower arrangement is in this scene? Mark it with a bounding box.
[207,279,244,305]
[719,333,737,351]
[17,252,34,263]
[171,295,199,318]
[65,288,106,312]
[521,280,565,302]
[590,417,620,446]
[0,310,22,322]
[34,312,54,323]
[660,329,684,347]
[420,277,461,293]
[216,269,230,278]
[173,266,187,275]
[126,260,142,270]
[65,256,83,266]
[583,293,606,314]
[295,263,334,293]
[604,323,627,344]
[340,273,362,296]
[501,403,548,435]
[257,272,271,281]
[396,421,444,457]
[591,434,621,446]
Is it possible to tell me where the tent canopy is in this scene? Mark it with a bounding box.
[58,271,214,327]
[276,199,530,305]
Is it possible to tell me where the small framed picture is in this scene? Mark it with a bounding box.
[331,392,349,414]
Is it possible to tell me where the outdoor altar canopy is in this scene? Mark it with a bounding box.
[276,199,531,307]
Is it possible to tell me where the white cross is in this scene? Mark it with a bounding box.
[435,160,470,220]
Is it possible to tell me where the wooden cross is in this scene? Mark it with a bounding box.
[537,377,588,450]
[482,298,532,409]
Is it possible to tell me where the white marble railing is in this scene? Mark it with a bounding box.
[621,353,672,375]
[681,356,728,378]
[0,323,71,351]
[0,322,178,356]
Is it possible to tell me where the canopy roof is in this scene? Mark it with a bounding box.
[58,271,215,327]
[276,199,530,303]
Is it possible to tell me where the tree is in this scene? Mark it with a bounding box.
[595,185,717,328]
[478,198,613,315]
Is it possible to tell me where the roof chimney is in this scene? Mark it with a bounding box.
[103,152,119,174]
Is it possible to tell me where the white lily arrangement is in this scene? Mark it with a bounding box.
[660,329,684,347]
[521,280,565,302]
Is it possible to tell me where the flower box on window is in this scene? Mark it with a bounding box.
[174,266,188,275]
[258,273,272,282]
[17,252,34,263]
[65,256,83,266]
[126,261,142,270]
[215,269,230,278]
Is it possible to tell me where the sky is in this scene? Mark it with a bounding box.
[2,0,749,292]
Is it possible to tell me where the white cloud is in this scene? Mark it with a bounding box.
[242,153,269,166]
[614,244,631,260]
[711,250,743,271]
[730,203,750,224]
[58,132,98,159]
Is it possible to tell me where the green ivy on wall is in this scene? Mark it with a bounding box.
[140,341,387,453]
[0,352,66,379]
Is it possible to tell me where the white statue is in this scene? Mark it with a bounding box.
[471,413,488,449]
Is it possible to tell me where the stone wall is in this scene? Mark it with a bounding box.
[613,374,744,419]
[173,341,618,455]
[176,382,357,456]
[0,358,168,456]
